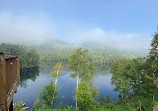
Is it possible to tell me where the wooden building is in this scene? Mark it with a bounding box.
[0,52,20,111]
[154,105,158,111]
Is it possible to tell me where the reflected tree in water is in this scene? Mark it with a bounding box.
[20,67,39,88]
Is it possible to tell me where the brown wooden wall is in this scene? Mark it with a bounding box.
[0,52,20,111]
[5,58,18,94]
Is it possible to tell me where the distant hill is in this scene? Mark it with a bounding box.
[0,39,148,68]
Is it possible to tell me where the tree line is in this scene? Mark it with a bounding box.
[110,32,158,110]
[13,48,138,111]
[0,42,136,69]
[13,31,158,111]
[38,46,139,68]
[0,43,39,68]
[33,32,157,110]
[10,30,158,111]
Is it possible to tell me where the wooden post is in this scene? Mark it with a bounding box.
[16,54,20,85]
[0,52,8,111]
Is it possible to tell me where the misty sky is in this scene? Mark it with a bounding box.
[0,0,158,50]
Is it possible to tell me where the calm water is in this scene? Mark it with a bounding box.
[13,67,119,108]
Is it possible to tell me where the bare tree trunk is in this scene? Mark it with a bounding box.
[76,74,79,108]
[139,99,142,111]
[153,92,155,106]
[55,70,59,85]
[77,74,79,89]
[76,93,77,108]
[55,77,57,85]
[51,62,61,105]
[52,69,59,104]
[57,70,59,76]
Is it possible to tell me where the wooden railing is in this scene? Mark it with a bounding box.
[154,105,158,111]
[0,52,20,111]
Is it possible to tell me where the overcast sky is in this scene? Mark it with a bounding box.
[0,0,157,50]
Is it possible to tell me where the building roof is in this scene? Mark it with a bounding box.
[5,55,18,60]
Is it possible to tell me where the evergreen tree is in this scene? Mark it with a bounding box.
[145,32,158,107]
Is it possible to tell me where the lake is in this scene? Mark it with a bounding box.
[13,67,119,108]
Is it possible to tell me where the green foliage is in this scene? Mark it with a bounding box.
[39,80,59,107]
[32,99,42,110]
[51,71,62,77]
[110,58,152,109]
[67,48,98,109]
[110,32,158,110]
[110,59,129,74]
[97,95,113,106]
[74,80,96,111]
[32,106,79,111]
[39,46,138,68]
[51,63,63,78]
[31,97,138,111]
[20,67,39,88]
[110,59,130,97]
[0,43,39,68]
[144,32,158,106]
[67,48,96,80]
[12,31,158,111]
[13,101,23,111]
[110,104,136,111]
[53,63,63,71]
[68,48,88,78]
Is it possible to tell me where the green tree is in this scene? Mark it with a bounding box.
[28,48,39,67]
[32,99,42,110]
[125,58,145,111]
[67,48,96,108]
[13,101,23,111]
[39,80,59,107]
[74,80,96,111]
[110,59,130,99]
[111,58,146,110]
[144,32,158,107]
[0,43,39,68]
[51,62,63,85]
[51,62,63,106]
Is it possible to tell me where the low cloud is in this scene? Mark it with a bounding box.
[66,28,152,51]
[0,11,152,52]
[0,11,56,45]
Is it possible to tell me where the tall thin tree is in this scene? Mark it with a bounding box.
[67,48,96,108]
[51,62,62,104]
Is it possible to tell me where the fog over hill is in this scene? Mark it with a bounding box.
[0,11,152,55]
[0,36,149,56]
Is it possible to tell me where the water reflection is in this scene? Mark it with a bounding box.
[20,67,39,88]
[94,72,119,99]
[14,65,119,109]
[95,64,112,73]
[40,61,112,73]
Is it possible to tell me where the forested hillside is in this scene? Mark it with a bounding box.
[36,42,146,68]
[0,41,147,69]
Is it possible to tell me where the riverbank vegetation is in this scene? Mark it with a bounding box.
[110,32,158,110]
[13,31,158,111]
[0,41,140,69]
[38,47,142,68]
